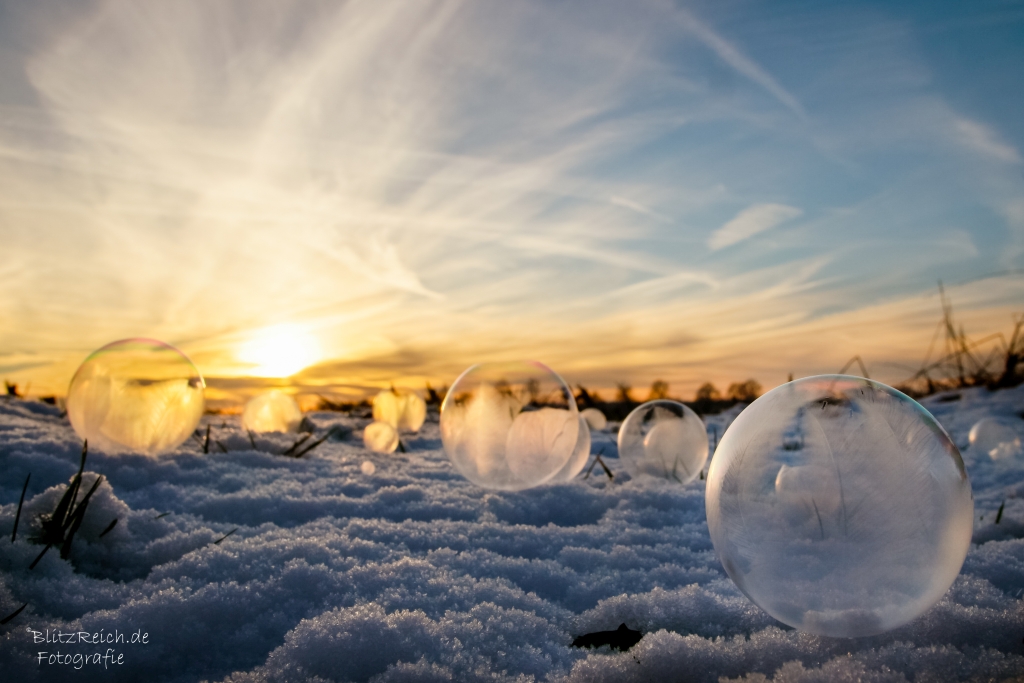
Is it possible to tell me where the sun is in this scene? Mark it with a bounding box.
[238,324,323,378]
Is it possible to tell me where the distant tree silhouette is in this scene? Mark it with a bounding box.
[695,382,720,402]
[727,379,762,402]
[648,380,669,401]
[616,383,635,404]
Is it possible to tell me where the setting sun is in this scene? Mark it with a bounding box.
[237,324,322,378]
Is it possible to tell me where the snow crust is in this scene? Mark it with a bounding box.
[1,386,1022,682]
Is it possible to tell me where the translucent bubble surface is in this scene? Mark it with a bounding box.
[581,407,608,431]
[67,338,205,456]
[618,400,708,484]
[364,421,399,453]
[440,362,579,491]
[969,418,1022,460]
[242,391,302,433]
[360,460,376,475]
[548,416,591,483]
[373,389,427,432]
[706,375,973,638]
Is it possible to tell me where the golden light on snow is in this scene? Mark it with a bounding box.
[237,324,322,378]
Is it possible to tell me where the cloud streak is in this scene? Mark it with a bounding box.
[707,203,803,251]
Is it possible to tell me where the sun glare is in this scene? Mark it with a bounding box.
[238,324,322,378]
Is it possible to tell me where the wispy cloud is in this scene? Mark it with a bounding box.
[610,195,673,223]
[671,7,807,119]
[954,117,1021,164]
[707,203,802,251]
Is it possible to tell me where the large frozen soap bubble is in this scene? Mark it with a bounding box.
[618,400,708,484]
[67,338,205,456]
[706,375,973,638]
[968,418,1022,460]
[547,416,592,483]
[242,390,303,433]
[440,361,579,490]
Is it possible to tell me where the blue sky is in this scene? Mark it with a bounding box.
[0,0,1021,403]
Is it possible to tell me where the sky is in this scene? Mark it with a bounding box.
[0,0,1022,406]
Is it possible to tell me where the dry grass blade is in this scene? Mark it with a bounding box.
[282,433,312,457]
[28,440,105,567]
[213,528,238,545]
[837,355,870,379]
[291,430,333,458]
[11,473,30,543]
[996,501,1005,525]
[59,472,104,560]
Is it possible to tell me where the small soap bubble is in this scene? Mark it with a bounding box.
[66,338,205,456]
[706,375,973,638]
[617,400,708,484]
[373,389,426,432]
[969,418,1022,460]
[548,416,591,483]
[581,407,608,431]
[360,460,376,475]
[364,421,399,453]
[242,391,302,433]
[440,361,579,490]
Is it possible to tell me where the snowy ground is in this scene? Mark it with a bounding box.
[1,386,1024,683]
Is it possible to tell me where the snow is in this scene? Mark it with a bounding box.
[1,385,1023,682]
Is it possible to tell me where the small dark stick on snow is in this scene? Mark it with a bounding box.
[572,624,643,651]
[996,501,1005,525]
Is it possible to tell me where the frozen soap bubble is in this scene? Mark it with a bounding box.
[364,421,399,453]
[968,418,1022,460]
[547,416,592,483]
[581,407,608,431]
[440,361,579,490]
[66,338,205,456]
[706,375,973,638]
[242,391,302,433]
[617,400,708,484]
[360,460,376,475]
[373,388,426,432]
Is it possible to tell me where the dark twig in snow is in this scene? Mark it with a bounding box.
[154,512,171,520]
[98,518,118,538]
[996,500,1005,524]
[1,603,28,625]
